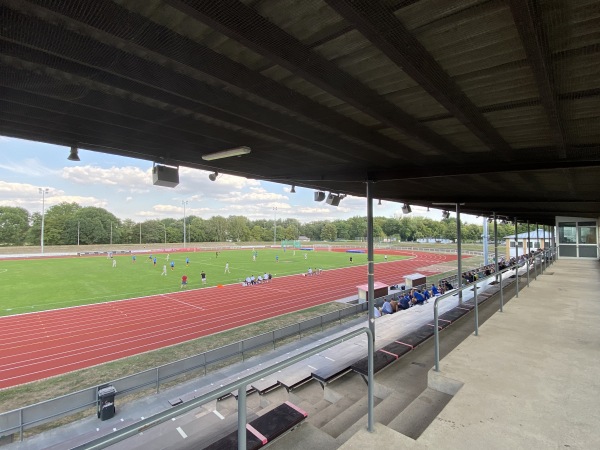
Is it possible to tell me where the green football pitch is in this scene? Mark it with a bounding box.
[0,249,408,317]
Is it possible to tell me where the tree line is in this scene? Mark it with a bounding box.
[0,203,531,247]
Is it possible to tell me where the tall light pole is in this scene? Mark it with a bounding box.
[109,222,118,245]
[163,223,167,244]
[139,222,142,244]
[39,188,49,254]
[273,207,277,245]
[77,220,80,246]
[182,200,188,246]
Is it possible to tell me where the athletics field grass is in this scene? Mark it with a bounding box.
[0,248,407,316]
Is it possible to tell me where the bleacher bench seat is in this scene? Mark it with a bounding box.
[203,401,307,450]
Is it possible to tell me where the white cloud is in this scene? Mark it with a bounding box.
[0,158,59,177]
[0,181,106,210]
[62,165,150,189]
[296,207,334,214]
[178,167,260,190]
[219,191,288,203]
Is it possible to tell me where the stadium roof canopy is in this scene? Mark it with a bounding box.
[1,0,599,225]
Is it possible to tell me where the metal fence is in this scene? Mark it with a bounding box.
[0,302,368,441]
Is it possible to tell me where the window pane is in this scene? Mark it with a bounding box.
[579,225,597,244]
[558,222,577,244]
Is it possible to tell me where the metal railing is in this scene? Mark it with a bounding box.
[74,327,374,450]
[433,249,554,372]
[0,303,369,440]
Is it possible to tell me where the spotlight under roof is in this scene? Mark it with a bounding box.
[67,146,80,161]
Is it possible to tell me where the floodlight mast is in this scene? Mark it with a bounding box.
[39,188,49,254]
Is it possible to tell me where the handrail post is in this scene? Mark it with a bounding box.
[474,282,479,336]
[238,385,247,450]
[500,270,504,312]
[542,248,546,273]
[433,293,445,372]
[526,259,530,287]
[516,264,519,298]
[367,326,374,432]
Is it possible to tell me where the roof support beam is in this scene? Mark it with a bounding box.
[508,0,567,158]
[164,0,466,162]
[325,0,514,161]
[268,158,600,183]
[13,0,415,162]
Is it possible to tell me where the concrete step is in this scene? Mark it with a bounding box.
[307,395,359,429]
[320,395,383,438]
[387,387,452,439]
[255,385,290,415]
[288,379,324,405]
[297,398,332,418]
[266,422,339,450]
[334,391,413,444]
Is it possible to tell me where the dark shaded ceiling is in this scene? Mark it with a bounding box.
[1,0,599,225]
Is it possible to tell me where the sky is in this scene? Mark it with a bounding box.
[0,136,482,225]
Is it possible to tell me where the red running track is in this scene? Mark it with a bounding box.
[0,251,458,389]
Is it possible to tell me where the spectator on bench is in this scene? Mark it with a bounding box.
[423,288,431,301]
[431,283,440,296]
[390,297,399,312]
[373,306,381,318]
[413,289,426,305]
[381,299,394,315]
[398,295,411,310]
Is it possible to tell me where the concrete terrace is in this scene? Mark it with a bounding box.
[340,258,600,449]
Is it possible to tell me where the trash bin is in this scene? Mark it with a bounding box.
[97,385,117,421]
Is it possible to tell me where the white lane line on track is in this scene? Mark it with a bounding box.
[176,427,188,439]
[255,286,292,293]
[213,410,225,420]
[161,295,204,311]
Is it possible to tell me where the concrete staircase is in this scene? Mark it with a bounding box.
[258,279,519,450]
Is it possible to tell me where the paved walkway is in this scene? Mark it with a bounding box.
[343,258,600,449]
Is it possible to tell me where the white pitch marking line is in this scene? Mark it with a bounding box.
[308,365,317,370]
[177,427,188,439]
[213,410,225,420]
[324,356,335,361]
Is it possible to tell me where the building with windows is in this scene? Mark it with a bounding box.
[503,229,552,259]
[556,217,599,259]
